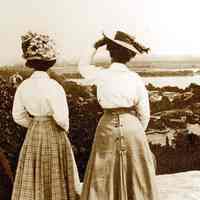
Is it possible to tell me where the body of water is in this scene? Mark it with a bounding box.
[55,64,200,88]
[69,75,200,89]
[143,75,200,89]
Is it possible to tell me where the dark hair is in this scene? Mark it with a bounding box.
[25,59,56,71]
[106,41,136,63]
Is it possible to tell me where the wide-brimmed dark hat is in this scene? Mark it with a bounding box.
[21,31,57,61]
[103,31,150,54]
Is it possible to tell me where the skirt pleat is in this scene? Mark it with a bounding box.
[81,112,159,200]
[11,117,80,200]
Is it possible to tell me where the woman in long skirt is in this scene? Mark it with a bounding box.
[78,31,158,200]
[11,31,80,200]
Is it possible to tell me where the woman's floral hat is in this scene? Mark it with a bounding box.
[21,31,57,61]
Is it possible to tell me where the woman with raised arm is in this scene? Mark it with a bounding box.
[79,31,158,200]
[11,32,80,200]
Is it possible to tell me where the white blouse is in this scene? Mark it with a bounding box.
[79,47,150,130]
[12,71,69,132]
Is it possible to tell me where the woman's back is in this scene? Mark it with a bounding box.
[17,71,64,117]
[13,70,69,131]
[94,63,143,109]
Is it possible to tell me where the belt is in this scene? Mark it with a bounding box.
[33,116,52,122]
[104,106,137,115]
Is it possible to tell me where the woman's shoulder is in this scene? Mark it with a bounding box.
[48,78,66,94]
[129,70,143,80]
[15,78,30,90]
[49,78,63,87]
[17,77,64,92]
[129,70,146,88]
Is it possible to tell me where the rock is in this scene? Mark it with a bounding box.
[146,128,170,135]
[146,83,158,91]
[160,109,193,122]
[191,102,200,109]
[187,114,200,124]
[149,91,163,103]
[165,118,187,129]
[146,83,184,93]
[157,171,200,200]
[172,92,194,109]
[186,83,200,93]
[162,91,181,102]
[150,95,172,113]
[160,109,193,129]
[187,123,200,137]
[160,85,183,93]
[160,109,195,129]
[148,115,166,130]
[77,171,200,199]
[190,103,200,118]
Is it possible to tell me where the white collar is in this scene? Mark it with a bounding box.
[31,71,50,79]
[109,63,130,72]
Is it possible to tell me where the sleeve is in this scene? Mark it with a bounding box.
[47,82,69,132]
[78,46,103,85]
[135,77,150,131]
[12,86,32,128]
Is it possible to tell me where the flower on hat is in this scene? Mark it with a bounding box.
[21,31,57,61]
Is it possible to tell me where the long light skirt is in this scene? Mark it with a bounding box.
[11,117,80,200]
[81,112,158,200]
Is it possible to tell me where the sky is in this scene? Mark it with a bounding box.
[1,0,200,65]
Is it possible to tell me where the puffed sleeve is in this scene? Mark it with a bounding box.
[78,46,103,85]
[135,76,150,131]
[47,81,69,132]
[12,85,32,128]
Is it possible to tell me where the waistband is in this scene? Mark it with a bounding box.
[103,106,137,115]
[33,116,52,122]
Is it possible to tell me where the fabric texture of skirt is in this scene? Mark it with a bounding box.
[81,111,158,200]
[11,116,80,200]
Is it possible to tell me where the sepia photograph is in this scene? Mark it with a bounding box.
[0,0,200,199]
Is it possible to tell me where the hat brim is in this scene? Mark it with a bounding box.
[23,56,56,61]
[103,32,140,54]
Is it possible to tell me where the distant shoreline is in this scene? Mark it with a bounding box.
[52,64,200,77]
[0,65,200,78]
[57,68,200,78]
